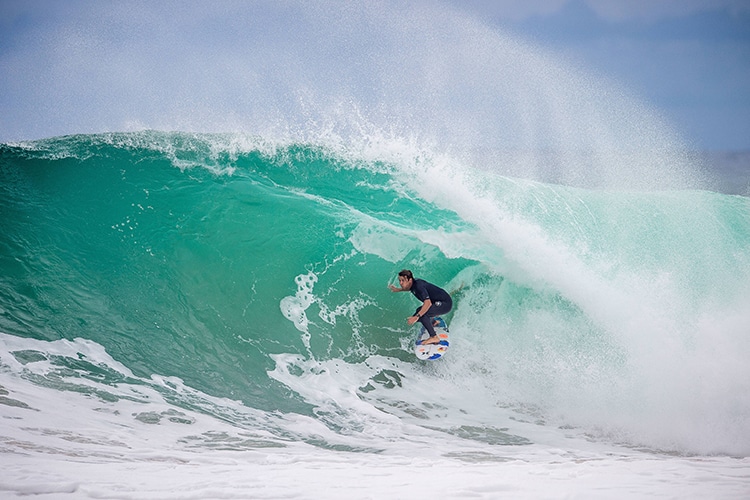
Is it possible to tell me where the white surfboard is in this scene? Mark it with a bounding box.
[414,316,449,360]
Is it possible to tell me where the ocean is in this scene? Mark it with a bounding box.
[1,131,748,498]
[1,1,750,498]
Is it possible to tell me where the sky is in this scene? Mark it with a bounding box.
[447,0,750,151]
[0,0,748,151]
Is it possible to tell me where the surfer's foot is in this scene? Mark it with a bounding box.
[422,335,441,345]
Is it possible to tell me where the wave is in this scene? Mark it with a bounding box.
[1,131,749,455]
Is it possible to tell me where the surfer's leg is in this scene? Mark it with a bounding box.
[416,308,436,336]
[420,299,452,344]
[415,311,442,345]
[426,299,452,323]
[421,323,441,344]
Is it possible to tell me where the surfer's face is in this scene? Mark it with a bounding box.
[398,275,412,290]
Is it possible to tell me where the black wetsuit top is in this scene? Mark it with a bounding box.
[409,278,452,337]
[410,279,451,304]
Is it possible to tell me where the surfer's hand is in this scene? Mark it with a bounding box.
[407,315,419,325]
[388,284,400,292]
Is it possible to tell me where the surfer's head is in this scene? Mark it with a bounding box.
[397,269,414,289]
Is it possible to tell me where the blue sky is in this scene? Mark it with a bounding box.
[1,0,748,150]
[448,0,750,150]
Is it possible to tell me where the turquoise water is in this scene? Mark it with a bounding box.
[1,131,749,456]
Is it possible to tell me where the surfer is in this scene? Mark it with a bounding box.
[388,269,452,345]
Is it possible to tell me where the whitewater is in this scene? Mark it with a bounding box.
[1,2,750,499]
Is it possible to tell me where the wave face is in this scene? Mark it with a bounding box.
[1,132,749,457]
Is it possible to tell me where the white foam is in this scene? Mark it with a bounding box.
[2,333,748,498]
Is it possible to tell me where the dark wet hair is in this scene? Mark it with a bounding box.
[398,269,414,280]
